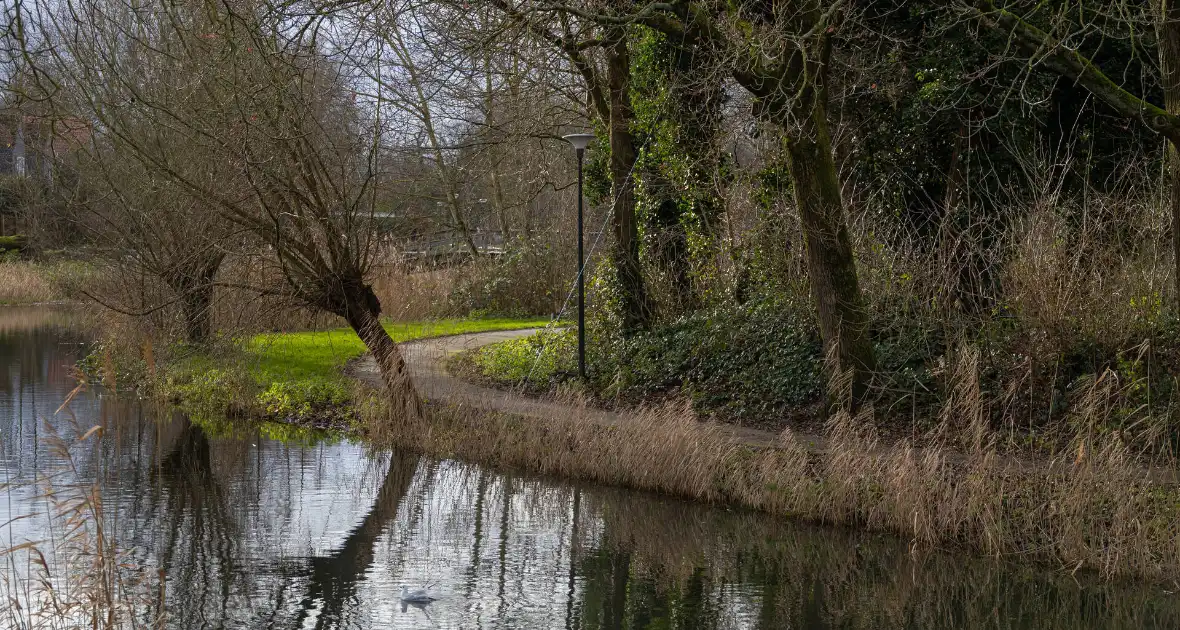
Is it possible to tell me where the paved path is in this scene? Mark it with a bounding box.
[349,329,1180,483]
[348,328,790,448]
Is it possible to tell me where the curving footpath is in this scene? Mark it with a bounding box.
[349,328,1180,483]
[347,328,790,448]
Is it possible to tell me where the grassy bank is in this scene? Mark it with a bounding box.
[431,302,1180,582]
[358,391,1180,583]
[0,259,89,305]
[121,317,549,429]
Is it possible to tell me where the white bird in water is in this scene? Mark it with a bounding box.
[400,585,437,604]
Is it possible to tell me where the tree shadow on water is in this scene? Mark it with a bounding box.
[290,451,421,629]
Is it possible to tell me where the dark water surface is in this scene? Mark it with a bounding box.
[0,307,1178,629]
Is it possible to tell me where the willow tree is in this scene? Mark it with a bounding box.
[24,0,421,419]
[74,152,228,344]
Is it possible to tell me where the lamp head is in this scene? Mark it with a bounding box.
[562,133,596,151]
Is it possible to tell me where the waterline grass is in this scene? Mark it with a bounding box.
[358,386,1180,583]
[0,259,89,305]
[0,417,163,628]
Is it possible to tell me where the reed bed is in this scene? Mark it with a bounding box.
[359,373,1180,582]
[0,260,73,305]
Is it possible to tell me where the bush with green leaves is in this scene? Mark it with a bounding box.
[473,328,575,383]
[257,377,352,421]
[471,297,825,423]
[165,365,256,425]
[600,298,824,421]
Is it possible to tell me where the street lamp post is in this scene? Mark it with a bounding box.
[563,133,595,380]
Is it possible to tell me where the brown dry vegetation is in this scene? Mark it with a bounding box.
[0,418,163,629]
[359,370,1180,582]
[0,260,83,305]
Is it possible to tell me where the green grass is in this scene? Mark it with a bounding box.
[163,316,552,428]
[247,317,552,382]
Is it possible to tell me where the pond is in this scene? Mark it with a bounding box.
[0,307,1177,629]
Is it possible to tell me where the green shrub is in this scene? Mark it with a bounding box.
[166,366,255,425]
[600,298,824,421]
[257,377,352,420]
[77,340,151,391]
[474,328,575,382]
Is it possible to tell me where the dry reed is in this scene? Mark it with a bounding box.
[359,368,1180,582]
[0,261,66,305]
[0,414,163,629]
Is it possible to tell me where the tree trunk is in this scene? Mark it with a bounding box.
[484,47,512,242]
[170,253,222,345]
[181,282,215,345]
[782,113,877,406]
[343,287,422,423]
[1160,0,1180,306]
[606,28,653,332]
[652,198,697,312]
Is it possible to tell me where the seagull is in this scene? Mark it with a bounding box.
[400,585,437,604]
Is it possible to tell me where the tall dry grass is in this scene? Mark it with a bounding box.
[359,357,1180,581]
[370,263,461,321]
[0,260,73,305]
[0,414,163,629]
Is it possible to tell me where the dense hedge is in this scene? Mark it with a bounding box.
[603,299,824,420]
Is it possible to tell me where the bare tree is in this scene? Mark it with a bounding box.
[22,0,422,419]
[488,0,655,331]
[362,1,482,256]
[72,149,229,344]
[966,0,1180,303]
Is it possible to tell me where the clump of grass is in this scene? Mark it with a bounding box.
[363,394,734,500]
[468,328,575,383]
[0,258,86,304]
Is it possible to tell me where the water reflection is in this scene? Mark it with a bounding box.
[0,310,1178,628]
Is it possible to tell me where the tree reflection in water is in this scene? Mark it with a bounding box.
[291,452,420,628]
[3,319,1180,629]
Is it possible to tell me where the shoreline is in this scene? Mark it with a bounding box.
[115,325,1180,584]
[343,332,1180,584]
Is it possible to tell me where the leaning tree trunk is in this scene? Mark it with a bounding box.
[782,109,877,407]
[1160,0,1180,306]
[606,26,653,332]
[342,284,423,423]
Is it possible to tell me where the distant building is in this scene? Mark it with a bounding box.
[0,111,91,179]
[0,110,91,238]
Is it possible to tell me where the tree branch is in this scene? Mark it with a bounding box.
[972,0,1180,145]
